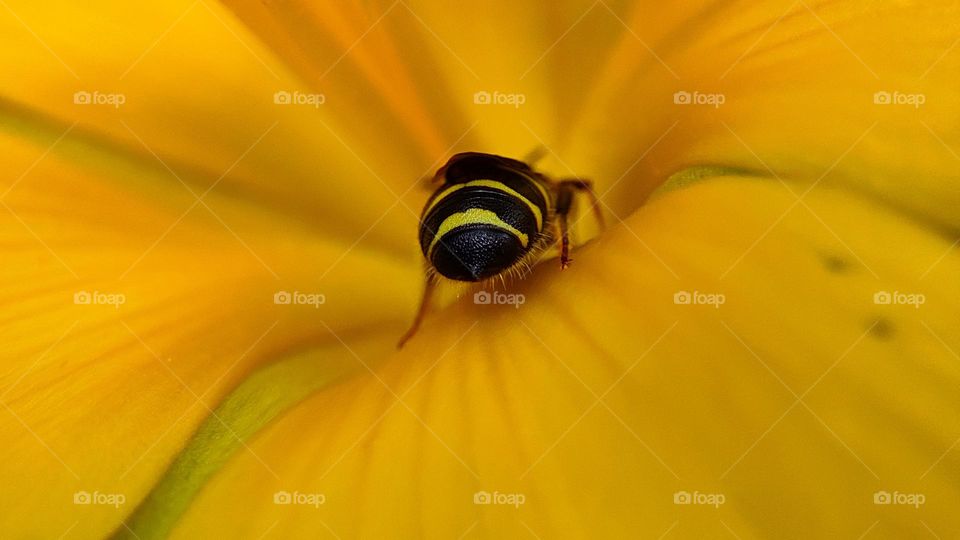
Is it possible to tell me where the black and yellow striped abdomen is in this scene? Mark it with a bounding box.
[419,154,550,282]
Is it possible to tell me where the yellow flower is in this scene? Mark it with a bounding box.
[1,0,959,538]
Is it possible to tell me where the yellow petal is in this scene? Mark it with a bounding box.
[219,0,651,185]
[568,1,960,230]
[0,0,430,250]
[169,176,960,537]
[219,0,960,239]
[0,108,411,537]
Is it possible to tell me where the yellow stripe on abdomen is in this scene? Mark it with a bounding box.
[423,179,544,230]
[512,169,551,213]
[427,207,529,258]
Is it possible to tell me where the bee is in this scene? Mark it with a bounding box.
[398,151,603,348]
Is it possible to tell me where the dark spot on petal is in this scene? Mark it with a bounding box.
[820,253,851,274]
[869,317,895,340]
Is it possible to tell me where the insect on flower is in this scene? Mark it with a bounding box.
[398,151,604,347]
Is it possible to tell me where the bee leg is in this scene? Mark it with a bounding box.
[523,145,548,166]
[553,179,605,270]
[557,178,605,229]
[397,273,438,349]
[554,183,575,269]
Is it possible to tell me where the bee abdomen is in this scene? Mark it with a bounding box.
[429,222,527,281]
[420,184,541,281]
